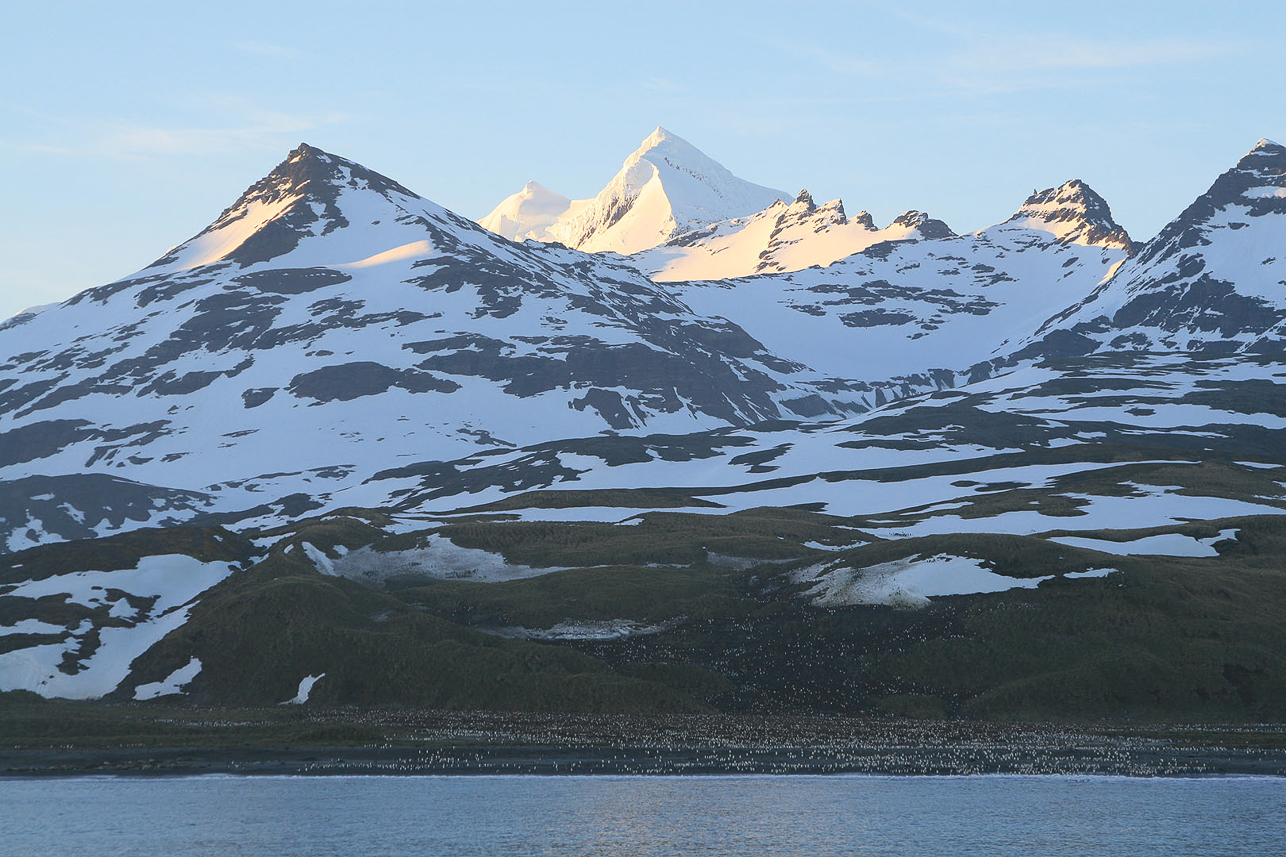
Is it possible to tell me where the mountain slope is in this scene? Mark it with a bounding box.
[1026,140,1286,355]
[656,180,1132,384]
[0,143,878,551]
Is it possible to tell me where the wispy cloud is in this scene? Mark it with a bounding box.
[787,44,882,78]
[759,14,1244,101]
[888,11,1243,93]
[1,103,346,160]
[758,39,882,79]
[939,35,1241,95]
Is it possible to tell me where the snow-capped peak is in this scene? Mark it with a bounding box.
[1199,138,1286,206]
[144,143,434,273]
[992,180,1133,250]
[632,192,953,282]
[235,142,419,214]
[639,125,674,149]
[513,127,790,255]
[477,180,572,242]
[1231,138,1286,184]
[850,210,876,230]
[0,301,60,333]
[9,302,58,320]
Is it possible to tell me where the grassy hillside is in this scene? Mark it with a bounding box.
[3,507,1285,722]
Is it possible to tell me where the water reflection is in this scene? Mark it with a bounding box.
[1,775,1282,856]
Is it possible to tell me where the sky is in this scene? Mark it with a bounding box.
[3,1,1284,318]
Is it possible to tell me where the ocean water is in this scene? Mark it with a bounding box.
[1,774,1281,856]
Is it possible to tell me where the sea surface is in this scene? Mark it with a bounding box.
[1,774,1281,856]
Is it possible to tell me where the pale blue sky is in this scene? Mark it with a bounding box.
[3,1,1283,318]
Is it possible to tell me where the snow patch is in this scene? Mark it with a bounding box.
[0,555,237,698]
[1065,567,1120,579]
[327,534,562,584]
[803,539,864,552]
[486,619,678,641]
[1049,528,1239,558]
[800,554,1052,608]
[281,673,324,705]
[133,657,202,700]
[0,618,67,636]
[301,541,336,575]
[339,240,434,269]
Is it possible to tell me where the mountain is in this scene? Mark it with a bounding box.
[1025,140,1286,356]
[1,303,58,329]
[481,129,1128,288]
[3,135,1286,720]
[6,346,1284,712]
[480,127,790,253]
[0,142,881,554]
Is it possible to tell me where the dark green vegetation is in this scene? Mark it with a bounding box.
[396,510,1286,721]
[0,690,385,749]
[128,545,710,713]
[5,501,1285,725]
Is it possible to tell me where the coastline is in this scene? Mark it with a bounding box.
[6,707,1284,778]
[5,741,1285,779]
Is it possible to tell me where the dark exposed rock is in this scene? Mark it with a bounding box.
[146,144,420,270]
[232,268,353,295]
[288,362,460,402]
[241,388,277,409]
[571,389,639,429]
[1005,180,1134,251]
[17,381,134,418]
[892,210,955,239]
[0,420,95,467]
[841,309,918,328]
[1112,275,1285,338]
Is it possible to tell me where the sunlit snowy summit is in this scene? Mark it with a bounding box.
[480,126,791,254]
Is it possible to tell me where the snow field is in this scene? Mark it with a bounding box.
[0,556,238,698]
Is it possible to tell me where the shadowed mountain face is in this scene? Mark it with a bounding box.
[3,137,1286,717]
